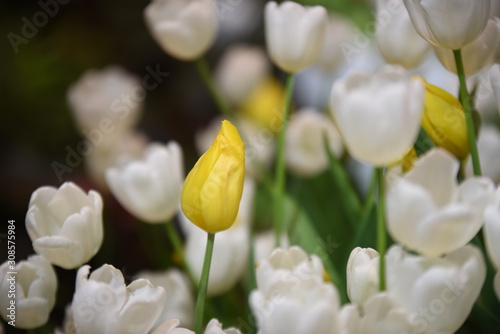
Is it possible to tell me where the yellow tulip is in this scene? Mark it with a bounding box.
[181,120,245,233]
[240,77,285,133]
[421,80,469,160]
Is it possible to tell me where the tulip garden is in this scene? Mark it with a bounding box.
[3,0,500,333]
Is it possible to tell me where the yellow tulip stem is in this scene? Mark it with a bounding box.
[453,49,482,176]
[164,221,197,289]
[376,167,386,291]
[194,232,215,334]
[195,57,232,117]
[273,73,295,247]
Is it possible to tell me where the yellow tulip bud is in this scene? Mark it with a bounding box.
[181,120,245,233]
[421,80,469,159]
[240,77,285,133]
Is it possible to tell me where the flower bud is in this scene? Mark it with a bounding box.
[181,120,245,233]
[26,182,103,269]
[421,79,469,159]
[403,0,490,50]
[144,0,217,60]
[346,247,379,306]
[0,255,57,329]
[265,1,328,73]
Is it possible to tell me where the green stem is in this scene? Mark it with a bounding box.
[164,221,197,288]
[194,232,215,334]
[376,167,386,291]
[453,49,482,176]
[273,73,295,247]
[195,57,231,117]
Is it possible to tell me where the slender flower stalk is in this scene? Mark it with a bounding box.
[195,57,231,117]
[376,167,386,291]
[194,232,215,334]
[274,74,295,246]
[453,49,482,176]
[164,221,197,288]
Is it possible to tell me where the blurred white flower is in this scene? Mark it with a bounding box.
[250,246,341,334]
[135,269,194,329]
[386,244,486,334]
[183,179,255,296]
[387,148,495,257]
[317,14,356,71]
[489,63,500,115]
[265,1,328,73]
[72,264,166,334]
[375,0,430,68]
[403,0,490,50]
[67,66,142,144]
[346,247,379,306]
[215,44,269,105]
[285,108,343,177]
[330,65,424,166]
[85,131,148,189]
[340,293,415,334]
[466,125,500,182]
[253,230,289,265]
[26,182,103,269]
[144,0,217,60]
[434,18,500,76]
[0,255,57,329]
[106,141,184,223]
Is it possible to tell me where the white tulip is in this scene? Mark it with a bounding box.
[144,0,217,60]
[183,179,255,296]
[135,269,194,329]
[203,319,242,334]
[0,255,57,329]
[403,0,491,50]
[484,186,500,301]
[387,148,496,257]
[251,277,341,334]
[265,1,328,73]
[255,246,324,297]
[386,244,486,334]
[253,230,289,265]
[346,247,379,306]
[26,182,103,269]
[375,0,430,68]
[215,44,269,105]
[330,65,424,166]
[466,125,500,182]
[106,141,184,223]
[340,293,415,334]
[72,264,166,334]
[317,14,356,71]
[285,108,343,177]
[434,18,500,76]
[67,66,142,143]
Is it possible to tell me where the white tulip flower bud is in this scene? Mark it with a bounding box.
[26,182,103,269]
[144,0,217,61]
[0,255,57,329]
[403,0,490,50]
[265,1,328,73]
[106,141,184,224]
[346,247,379,306]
